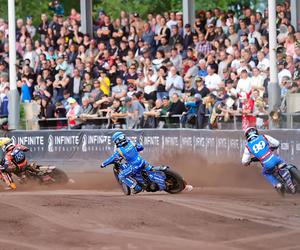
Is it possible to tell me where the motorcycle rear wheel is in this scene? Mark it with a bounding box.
[164,169,186,194]
[289,166,300,191]
[49,169,69,184]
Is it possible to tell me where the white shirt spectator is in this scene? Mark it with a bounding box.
[205,73,221,91]
[278,69,292,85]
[23,50,38,69]
[166,67,184,97]
[257,58,270,72]
[166,20,177,30]
[250,75,265,96]
[231,59,241,71]
[144,73,158,94]
[170,54,182,71]
[237,77,252,95]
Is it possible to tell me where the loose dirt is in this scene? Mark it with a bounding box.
[0,153,299,250]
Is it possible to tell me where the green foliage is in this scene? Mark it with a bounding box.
[0,0,264,22]
[0,0,80,25]
[93,0,189,19]
[19,103,26,130]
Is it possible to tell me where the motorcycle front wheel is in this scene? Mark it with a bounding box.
[113,167,131,195]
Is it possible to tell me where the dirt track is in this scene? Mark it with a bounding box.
[0,154,300,250]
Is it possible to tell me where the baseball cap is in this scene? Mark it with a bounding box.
[67,97,76,104]
[124,96,132,103]
[194,93,202,100]
[195,76,203,82]
[98,9,105,15]
[162,95,169,100]
[185,23,191,28]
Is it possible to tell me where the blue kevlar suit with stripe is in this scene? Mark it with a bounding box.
[246,135,284,186]
[102,140,147,189]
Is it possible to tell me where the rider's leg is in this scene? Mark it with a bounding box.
[262,167,280,187]
[262,157,284,187]
[118,164,142,191]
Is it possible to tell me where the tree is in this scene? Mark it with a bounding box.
[0,0,80,24]
[0,0,265,23]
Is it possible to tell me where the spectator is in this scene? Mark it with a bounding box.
[194,76,210,98]
[0,86,9,127]
[143,99,162,128]
[53,69,70,102]
[124,96,144,129]
[111,76,127,99]
[250,67,265,96]
[166,66,184,97]
[25,16,36,39]
[142,68,157,101]
[0,5,298,130]
[169,25,183,47]
[204,65,221,92]
[106,98,127,128]
[195,32,212,57]
[155,66,168,100]
[170,47,182,71]
[236,69,251,97]
[141,22,155,47]
[183,23,194,50]
[181,94,201,128]
[241,97,256,130]
[66,97,82,129]
[68,68,83,102]
[39,96,55,119]
[167,92,186,116]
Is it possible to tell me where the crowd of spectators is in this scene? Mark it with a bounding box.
[0,0,300,130]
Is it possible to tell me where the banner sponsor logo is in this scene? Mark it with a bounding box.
[8,130,300,166]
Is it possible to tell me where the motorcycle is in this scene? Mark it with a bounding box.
[251,157,300,195]
[0,163,69,190]
[110,159,187,195]
[0,170,16,190]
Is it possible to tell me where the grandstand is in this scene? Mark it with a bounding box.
[0,0,300,130]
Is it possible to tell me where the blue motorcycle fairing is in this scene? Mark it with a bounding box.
[145,170,166,190]
[125,168,167,190]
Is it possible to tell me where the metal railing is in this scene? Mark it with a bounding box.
[23,112,300,130]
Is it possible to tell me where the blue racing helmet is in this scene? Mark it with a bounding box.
[112,132,128,147]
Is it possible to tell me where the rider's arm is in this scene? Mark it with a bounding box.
[101,151,121,168]
[264,135,280,148]
[241,147,252,166]
[135,143,144,152]
[16,144,30,152]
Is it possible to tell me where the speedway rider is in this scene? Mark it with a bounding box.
[242,127,284,191]
[0,137,30,182]
[101,132,149,193]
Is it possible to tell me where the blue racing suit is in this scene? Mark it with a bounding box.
[102,140,148,190]
[242,135,284,187]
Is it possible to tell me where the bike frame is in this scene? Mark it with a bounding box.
[117,162,167,190]
[274,165,296,193]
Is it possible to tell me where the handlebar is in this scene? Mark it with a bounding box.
[250,157,259,163]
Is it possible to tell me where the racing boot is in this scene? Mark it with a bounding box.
[132,184,142,194]
[275,183,285,196]
[184,184,194,192]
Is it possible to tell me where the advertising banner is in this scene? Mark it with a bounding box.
[8,129,300,170]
